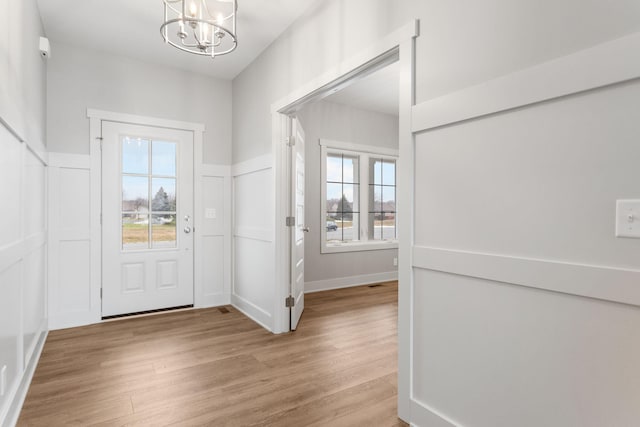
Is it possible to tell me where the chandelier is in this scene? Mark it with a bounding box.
[161,0,237,58]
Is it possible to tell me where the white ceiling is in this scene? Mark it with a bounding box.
[36,0,318,80]
[324,61,399,116]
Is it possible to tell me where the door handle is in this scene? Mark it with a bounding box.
[302,227,310,233]
[183,226,192,234]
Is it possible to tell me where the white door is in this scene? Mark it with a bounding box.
[290,118,306,330]
[101,121,194,317]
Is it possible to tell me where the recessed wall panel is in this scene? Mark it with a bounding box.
[203,235,224,296]
[23,246,45,362]
[58,240,91,312]
[0,126,21,247]
[0,262,22,412]
[58,168,91,232]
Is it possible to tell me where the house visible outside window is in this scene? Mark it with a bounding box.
[321,139,398,253]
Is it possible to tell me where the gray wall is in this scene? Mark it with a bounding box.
[232,0,640,163]
[47,42,232,164]
[297,100,398,284]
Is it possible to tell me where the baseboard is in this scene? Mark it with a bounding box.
[197,293,231,309]
[305,271,398,293]
[2,329,47,427]
[230,294,273,332]
[410,399,459,427]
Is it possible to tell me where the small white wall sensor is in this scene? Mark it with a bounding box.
[39,37,51,59]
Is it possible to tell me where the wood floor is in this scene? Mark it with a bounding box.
[18,282,406,426]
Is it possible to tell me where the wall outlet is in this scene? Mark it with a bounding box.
[393,257,398,267]
[0,365,6,396]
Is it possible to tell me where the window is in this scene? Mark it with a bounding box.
[121,136,178,250]
[321,140,398,253]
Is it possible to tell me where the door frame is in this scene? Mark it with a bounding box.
[87,109,206,320]
[269,21,417,420]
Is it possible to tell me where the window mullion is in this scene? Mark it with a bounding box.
[360,154,369,242]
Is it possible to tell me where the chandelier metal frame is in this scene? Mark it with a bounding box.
[161,0,238,58]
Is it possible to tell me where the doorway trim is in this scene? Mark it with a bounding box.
[87,109,206,322]
[269,19,418,420]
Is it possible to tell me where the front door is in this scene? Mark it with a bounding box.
[101,121,194,317]
[290,117,306,330]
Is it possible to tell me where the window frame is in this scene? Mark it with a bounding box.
[320,139,399,254]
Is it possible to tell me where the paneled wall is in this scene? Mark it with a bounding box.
[199,165,232,307]
[47,154,95,330]
[0,0,48,424]
[48,154,232,329]
[231,155,275,330]
[0,125,48,426]
[407,36,640,426]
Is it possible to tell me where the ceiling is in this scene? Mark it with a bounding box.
[37,0,399,115]
[36,0,318,80]
[324,61,399,116]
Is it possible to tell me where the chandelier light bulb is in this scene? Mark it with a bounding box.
[189,2,198,17]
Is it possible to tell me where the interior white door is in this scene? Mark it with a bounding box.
[101,121,194,317]
[290,117,306,330]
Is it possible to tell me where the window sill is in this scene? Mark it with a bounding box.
[321,240,398,254]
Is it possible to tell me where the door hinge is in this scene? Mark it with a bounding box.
[286,136,295,147]
[285,295,295,308]
[100,213,102,225]
[100,288,102,299]
[286,216,295,227]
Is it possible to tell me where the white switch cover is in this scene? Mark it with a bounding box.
[616,200,640,238]
[205,208,216,219]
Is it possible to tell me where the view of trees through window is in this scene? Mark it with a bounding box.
[121,137,178,250]
[325,148,397,246]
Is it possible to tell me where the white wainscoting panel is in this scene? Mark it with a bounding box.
[407,33,640,427]
[48,154,96,329]
[0,123,48,427]
[198,167,231,308]
[231,155,274,331]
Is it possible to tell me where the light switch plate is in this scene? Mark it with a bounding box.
[205,208,216,219]
[616,200,640,238]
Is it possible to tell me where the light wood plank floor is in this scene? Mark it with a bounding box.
[19,281,406,426]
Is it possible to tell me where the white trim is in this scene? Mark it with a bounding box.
[89,117,103,325]
[202,164,232,177]
[413,246,640,307]
[396,31,417,423]
[234,227,273,243]
[323,241,398,253]
[231,154,273,177]
[87,108,205,132]
[411,31,640,133]
[271,20,419,113]
[270,20,418,367]
[320,139,400,157]
[230,293,273,332]
[410,399,459,427]
[47,152,91,168]
[2,330,48,427]
[305,271,398,293]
